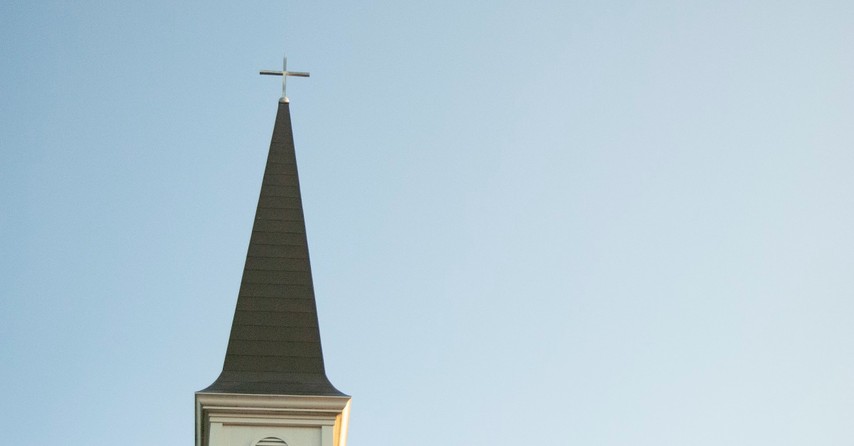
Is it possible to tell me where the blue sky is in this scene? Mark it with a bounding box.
[2,1,854,444]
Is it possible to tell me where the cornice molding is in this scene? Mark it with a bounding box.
[197,392,351,412]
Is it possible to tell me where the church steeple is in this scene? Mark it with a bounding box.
[195,97,350,446]
[201,101,344,397]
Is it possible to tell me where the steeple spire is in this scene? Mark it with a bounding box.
[200,101,344,397]
[195,67,350,446]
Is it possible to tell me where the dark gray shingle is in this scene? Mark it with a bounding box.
[200,102,345,396]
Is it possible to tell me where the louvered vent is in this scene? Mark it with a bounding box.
[256,437,288,446]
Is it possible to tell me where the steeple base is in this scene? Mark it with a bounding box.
[195,393,351,446]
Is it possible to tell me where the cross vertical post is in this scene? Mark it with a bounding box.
[260,56,310,102]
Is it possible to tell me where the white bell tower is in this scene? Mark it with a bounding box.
[196,394,350,446]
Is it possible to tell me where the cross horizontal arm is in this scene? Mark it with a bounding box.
[259,70,311,77]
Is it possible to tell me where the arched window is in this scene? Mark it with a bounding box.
[256,437,288,446]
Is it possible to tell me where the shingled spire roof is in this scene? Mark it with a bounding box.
[201,101,344,396]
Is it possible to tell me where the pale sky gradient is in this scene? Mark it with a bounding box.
[2,1,854,445]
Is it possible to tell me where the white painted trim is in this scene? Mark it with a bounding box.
[208,415,336,426]
[338,400,351,446]
[197,392,350,411]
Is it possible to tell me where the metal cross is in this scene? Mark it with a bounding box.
[260,56,310,102]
